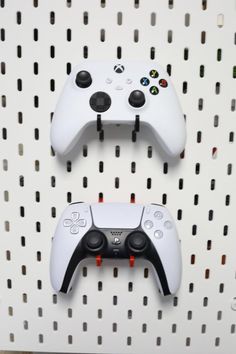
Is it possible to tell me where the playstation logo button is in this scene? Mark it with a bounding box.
[114,64,125,73]
[112,237,121,245]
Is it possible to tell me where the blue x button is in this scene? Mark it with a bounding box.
[140,77,150,86]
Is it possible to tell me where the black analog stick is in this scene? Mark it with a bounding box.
[89,91,111,113]
[128,90,146,108]
[75,70,92,88]
[127,232,147,252]
[84,231,105,251]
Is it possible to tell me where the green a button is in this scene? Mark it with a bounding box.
[150,69,159,78]
[150,86,159,95]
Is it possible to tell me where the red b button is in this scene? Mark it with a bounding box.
[159,79,168,88]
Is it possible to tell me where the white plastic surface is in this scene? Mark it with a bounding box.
[0,0,236,353]
[50,202,181,295]
[142,204,182,294]
[50,60,186,156]
[91,202,143,229]
[50,203,92,292]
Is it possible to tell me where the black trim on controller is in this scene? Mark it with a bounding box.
[60,240,85,293]
[70,201,84,205]
[148,245,171,296]
[60,202,171,295]
[60,229,171,296]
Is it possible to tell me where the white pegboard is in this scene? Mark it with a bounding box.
[0,0,236,353]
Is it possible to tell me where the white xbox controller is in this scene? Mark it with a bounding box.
[50,61,186,156]
[50,202,182,296]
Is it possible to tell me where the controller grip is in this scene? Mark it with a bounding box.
[51,241,85,293]
[146,246,171,296]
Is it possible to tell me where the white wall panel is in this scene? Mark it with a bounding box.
[0,1,236,353]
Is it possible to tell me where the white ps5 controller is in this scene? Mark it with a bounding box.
[50,202,182,296]
[50,61,186,156]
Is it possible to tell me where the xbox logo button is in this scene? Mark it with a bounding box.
[114,64,125,73]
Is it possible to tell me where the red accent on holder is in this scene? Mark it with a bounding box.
[130,193,135,203]
[96,255,102,266]
[129,255,135,267]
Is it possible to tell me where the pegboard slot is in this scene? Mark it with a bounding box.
[0,1,236,354]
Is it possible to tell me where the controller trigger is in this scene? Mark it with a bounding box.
[96,255,102,267]
[129,255,135,267]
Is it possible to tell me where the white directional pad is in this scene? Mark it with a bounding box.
[70,225,80,234]
[63,212,86,235]
[76,219,87,227]
[63,219,73,227]
[71,212,79,221]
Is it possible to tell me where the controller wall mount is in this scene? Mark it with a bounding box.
[0,1,236,354]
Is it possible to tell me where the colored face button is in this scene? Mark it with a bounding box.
[150,86,159,95]
[140,77,150,86]
[159,79,168,88]
[149,69,159,78]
